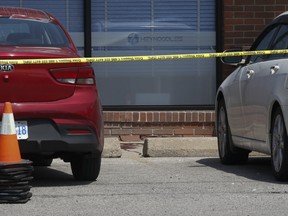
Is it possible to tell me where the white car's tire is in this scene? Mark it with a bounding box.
[217,99,249,164]
[271,107,288,181]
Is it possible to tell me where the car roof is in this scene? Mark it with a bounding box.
[0,7,51,21]
[272,11,288,24]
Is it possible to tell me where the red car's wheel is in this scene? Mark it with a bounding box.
[71,154,101,181]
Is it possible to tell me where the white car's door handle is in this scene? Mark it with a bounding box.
[271,65,280,74]
[246,69,255,78]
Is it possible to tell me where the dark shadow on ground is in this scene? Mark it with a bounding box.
[30,166,94,187]
[196,156,286,184]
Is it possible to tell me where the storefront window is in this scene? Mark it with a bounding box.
[0,0,216,107]
[91,0,216,106]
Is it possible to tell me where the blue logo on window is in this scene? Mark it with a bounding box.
[128,33,139,45]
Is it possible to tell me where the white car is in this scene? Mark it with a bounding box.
[216,11,288,181]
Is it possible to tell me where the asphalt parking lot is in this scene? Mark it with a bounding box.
[2,155,284,216]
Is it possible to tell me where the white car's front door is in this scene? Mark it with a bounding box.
[238,63,262,141]
[241,60,278,143]
[225,67,247,139]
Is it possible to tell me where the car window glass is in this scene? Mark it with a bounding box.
[0,18,69,47]
[267,24,288,60]
[249,25,279,63]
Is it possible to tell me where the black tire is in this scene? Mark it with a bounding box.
[217,99,249,164]
[32,158,53,166]
[71,154,101,181]
[271,108,288,181]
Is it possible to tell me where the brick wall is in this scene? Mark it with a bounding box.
[104,111,215,140]
[222,0,288,78]
[223,0,288,50]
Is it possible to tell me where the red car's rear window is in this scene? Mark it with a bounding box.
[0,17,69,47]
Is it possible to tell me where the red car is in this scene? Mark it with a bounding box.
[0,7,104,181]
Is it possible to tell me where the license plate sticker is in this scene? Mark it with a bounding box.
[15,121,28,140]
[0,121,28,140]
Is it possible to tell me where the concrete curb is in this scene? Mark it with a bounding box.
[103,137,218,158]
[102,137,122,158]
[143,137,218,157]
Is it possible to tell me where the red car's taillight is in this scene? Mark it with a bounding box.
[50,67,95,85]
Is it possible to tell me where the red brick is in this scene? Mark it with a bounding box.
[120,112,126,122]
[234,24,255,31]
[104,128,111,135]
[132,129,153,135]
[107,112,114,122]
[223,39,234,47]
[114,112,120,122]
[244,30,262,38]
[194,127,214,136]
[147,112,153,122]
[120,135,141,142]
[133,112,140,122]
[255,0,275,5]
[166,112,172,122]
[125,112,133,122]
[254,11,275,18]
[174,127,195,136]
[225,31,244,38]
[206,112,212,122]
[274,0,286,3]
[244,18,264,25]
[234,12,254,18]
[121,123,133,129]
[186,112,192,122]
[224,25,233,31]
[172,112,179,122]
[199,112,205,122]
[179,112,185,122]
[224,11,233,17]
[140,112,146,122]
[192,112,199,122]
[264,5,283,11]
[160,112,166,122]
[225,6,244,12]
[234,0,256,5]
[111,129,131,135]
[275,0,288,4]
[223,0,234,5]
[153,129,174,136]
[245,5,265,12]
[154,112,160,122]
[225,18,244,25]
[107,123,120,128]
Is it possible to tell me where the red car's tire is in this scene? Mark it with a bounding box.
[32,158,53,167]
[71,154,101,181]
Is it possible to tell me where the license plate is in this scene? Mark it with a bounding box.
[0,121,28,140]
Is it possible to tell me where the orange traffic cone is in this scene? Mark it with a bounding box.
[0,102,22,163]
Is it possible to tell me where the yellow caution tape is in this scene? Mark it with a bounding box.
[0,49,287,64]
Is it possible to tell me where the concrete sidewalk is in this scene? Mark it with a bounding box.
[102,137,218,158]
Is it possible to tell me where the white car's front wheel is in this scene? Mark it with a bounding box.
[271,108,288,181]
[217,99,249,164]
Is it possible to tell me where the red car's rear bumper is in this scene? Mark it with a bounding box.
[0,87,104,157]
